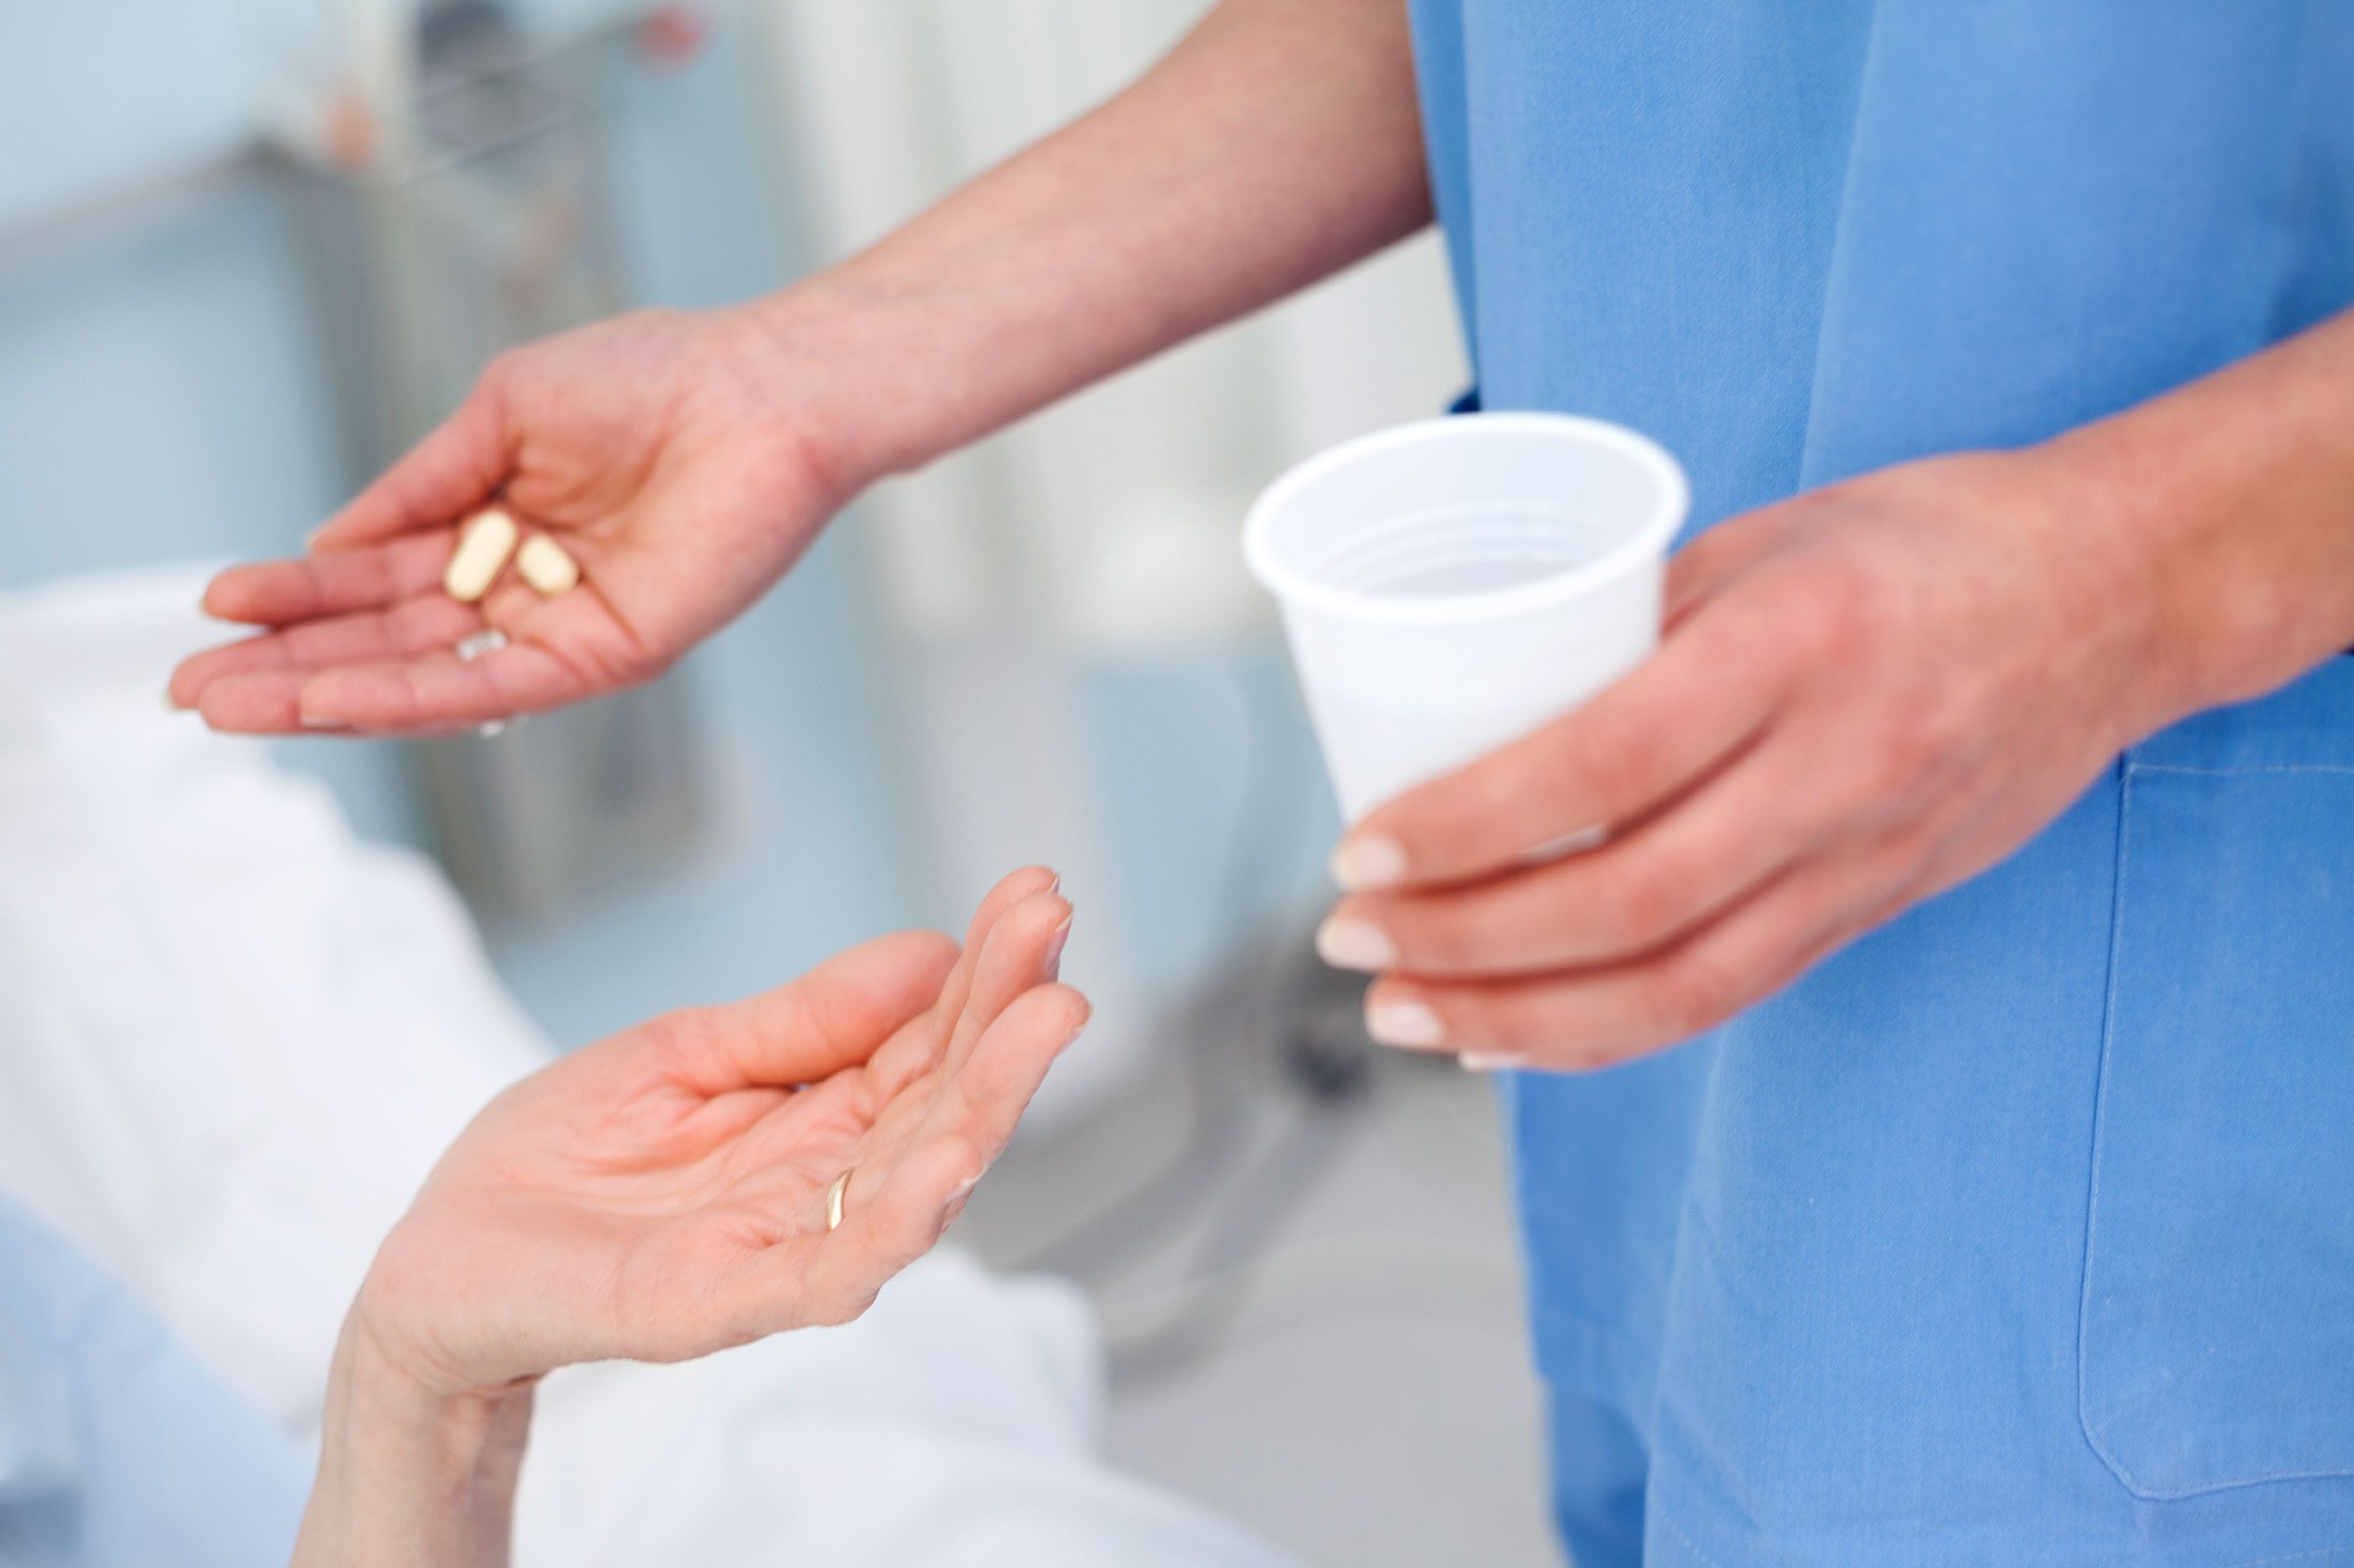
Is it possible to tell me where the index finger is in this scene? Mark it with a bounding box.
[309,366,511,551]
[1332,581,1802,891]
[198,529,458,627]
[862,869,1062,1100]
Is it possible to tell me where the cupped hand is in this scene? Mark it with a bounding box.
[1316,448,2172,1070]
[353,868,1082,1399]
[168,304,851,734]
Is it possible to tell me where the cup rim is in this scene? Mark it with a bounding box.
[1242,412,1689,628]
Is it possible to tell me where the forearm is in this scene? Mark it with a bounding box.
[2051,306,2354,732]
[292,1318,533,1568]
[762,0,1430,489]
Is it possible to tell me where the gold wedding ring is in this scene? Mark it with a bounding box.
[825,1171,850,1233]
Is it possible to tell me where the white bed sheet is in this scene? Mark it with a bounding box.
[0,568,1292,1568]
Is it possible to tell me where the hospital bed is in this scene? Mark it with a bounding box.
[0,568,1293,1568]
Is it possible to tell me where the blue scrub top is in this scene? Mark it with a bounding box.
[1405,4,2354,1563]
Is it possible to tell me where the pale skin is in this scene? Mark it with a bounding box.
[295,868,1086,1567]
[175,0,2354,1077]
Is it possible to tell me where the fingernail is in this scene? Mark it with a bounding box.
[1366,998,1445,1049]
[947,1173,981,1203]
[303,525,325,550]
[1314,914,1396,972]
[1330,834,1407,892]
[1041,916,1072,981]
[1523,825,1607,864]
[297,710,346,732]
[164,686,189,712]
[1458,1053,1517,1073]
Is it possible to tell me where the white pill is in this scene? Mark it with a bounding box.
[453,628,507,662]
[453,629,509,737]
[443,508,519,602]
[515,533,580,597]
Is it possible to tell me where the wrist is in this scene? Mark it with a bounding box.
[338,1310,535,1450]
[731,267,961,500]
[2041,311,2354,728]
[295,1316,534,1568]
[2018,433,2214,745]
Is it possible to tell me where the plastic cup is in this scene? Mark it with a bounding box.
[1244,413,1689,821]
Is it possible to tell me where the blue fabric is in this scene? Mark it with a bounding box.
[0,1196,306,1567]
[1406,3,2354,1561]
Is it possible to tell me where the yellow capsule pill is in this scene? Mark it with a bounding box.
[444,508,518,602]
[516,533,581,597]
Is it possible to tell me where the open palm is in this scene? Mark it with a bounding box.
[168,306,844,733]
[355,868,1082,1398]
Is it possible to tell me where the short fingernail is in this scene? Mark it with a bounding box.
[1041,916,1072,981]
[297,709,347,732]
[1458,1053,1518,1073]
[1522,825,1607,864]
[303,525,325,550]
[1366,997,1445,1049]
[1314,914,1396,972]
[1330,834,1407,892]
[164,685,189,712]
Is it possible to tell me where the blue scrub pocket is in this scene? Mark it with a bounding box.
[2079,658,2354,1499]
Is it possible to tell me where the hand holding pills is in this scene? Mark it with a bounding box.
[168,305,858,733]
[438,508,579,607]
[1316,446,2187,1072]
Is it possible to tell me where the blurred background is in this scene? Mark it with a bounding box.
[0,3,1556,1561]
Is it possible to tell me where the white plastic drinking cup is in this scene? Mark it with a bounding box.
[1244,413,1689,822]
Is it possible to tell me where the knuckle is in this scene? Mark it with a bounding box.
[479,348,527,397]
[1400,865,1590,976]
[1792,555,1888,664]
[1457,754,1535,843]
[1859,713,1940,806]
[640,1004,721,1077]
[1397,761,1530,876]
[1547,748,1637,828]
[1651,948,1752,1037]
[1465,990,1536,1052]
[1607,854,1699,946]
[1443,891,1536,973]
[1381,891,1477,973]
